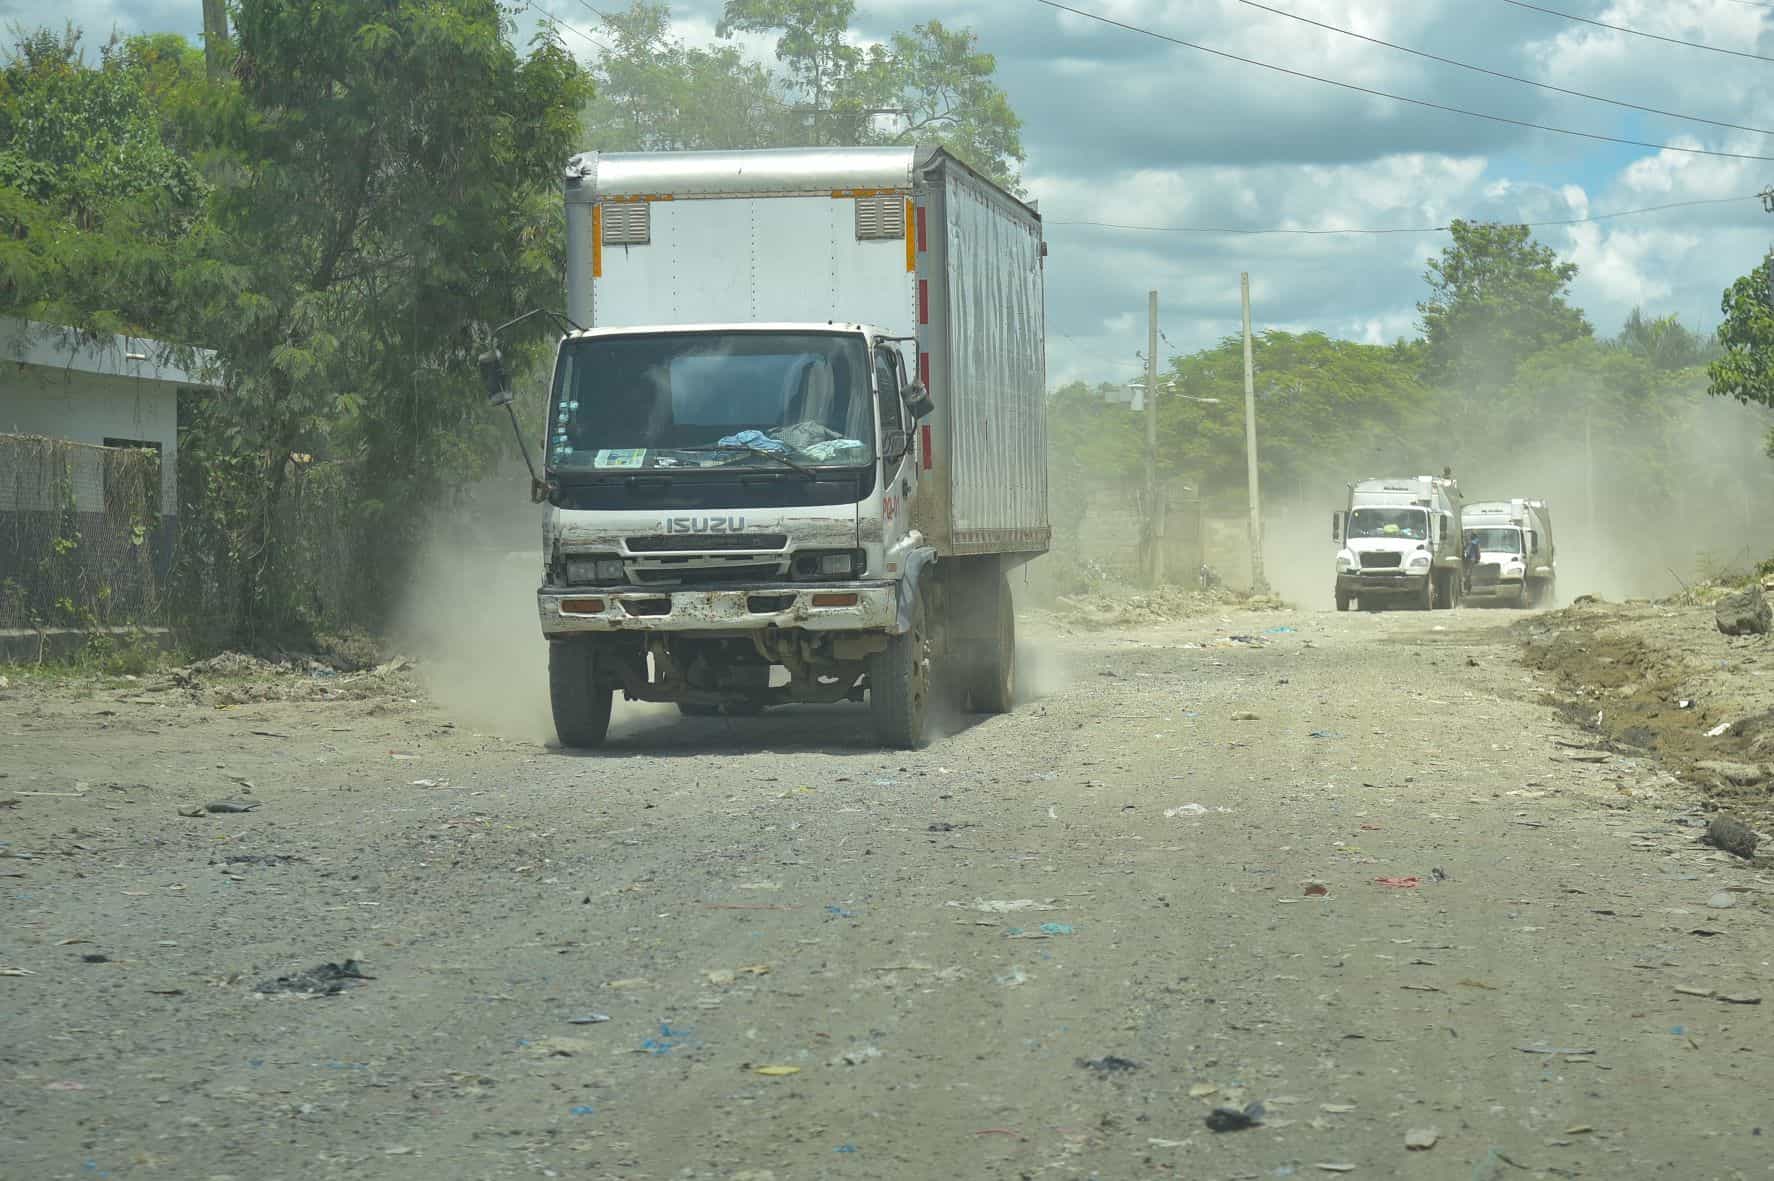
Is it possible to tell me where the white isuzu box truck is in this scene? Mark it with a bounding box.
[487,146,1049,749]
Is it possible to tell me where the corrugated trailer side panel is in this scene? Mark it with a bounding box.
[928,160,1048,555]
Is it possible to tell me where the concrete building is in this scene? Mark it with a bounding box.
[1,319,219,629]
[1,318,219,518]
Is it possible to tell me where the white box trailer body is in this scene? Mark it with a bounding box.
[1331,475,1464,611]
[562,145,1048,557]
[1461,498,1555,606]
[524,146,1047,749]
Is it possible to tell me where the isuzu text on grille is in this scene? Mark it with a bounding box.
[663,516,746,534]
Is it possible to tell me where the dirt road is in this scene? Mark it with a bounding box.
[6,604,1773,1180]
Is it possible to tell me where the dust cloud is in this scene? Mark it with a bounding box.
[392,527,555,744]
[1258,392,1774,608]
[391,474,678,744]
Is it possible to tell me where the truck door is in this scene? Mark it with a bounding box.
[876,346,918,563]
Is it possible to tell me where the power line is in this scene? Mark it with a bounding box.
[1497,0,1774,63]
[1036,0,1774,162]
[1233,0,1774,138]
[1047,192,1763,235]
[521,0,617,55]
[1056,331,1143,368]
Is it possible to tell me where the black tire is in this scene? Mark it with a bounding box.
[677,702,720,718]
[1416,573,1435,611]
[968,575,1016,714]
[1433,570,1457,610]
[549,639,613,749]
[869,587,931,749]
[1335,591,1352,612]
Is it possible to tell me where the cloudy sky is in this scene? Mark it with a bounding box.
[29,0,1774,384]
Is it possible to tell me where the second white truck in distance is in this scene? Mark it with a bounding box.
[1461,498,1556,607]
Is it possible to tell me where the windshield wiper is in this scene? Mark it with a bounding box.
[671,444,816,477]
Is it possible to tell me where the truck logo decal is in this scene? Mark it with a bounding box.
[663,516,746,534]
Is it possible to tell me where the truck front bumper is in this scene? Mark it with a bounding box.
[1337,570,1428,596]
[538,581,900,637]
[1463,575,1525,599]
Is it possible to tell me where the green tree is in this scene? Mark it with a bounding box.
[583,1,791,151]
[0,27,211,336]
[850,21,1023,190]
[1159,331,1430,499]
[180,0,590,641]
[714,0,1023,188]
[718,0,859,128]
[1418,220,1590,390]
[1616,307,1716,371]
[1708,251,1774,410]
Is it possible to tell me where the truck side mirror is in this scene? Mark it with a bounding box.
[479,348,514,407]
[903,381,934,421]
[1526,531,1537,554]
[1331,512,1343,542]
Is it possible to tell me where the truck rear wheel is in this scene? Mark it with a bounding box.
[967,574,1016,714]
[1433,570,1457,610]
[550,639,613,749]
[869,588,931,749]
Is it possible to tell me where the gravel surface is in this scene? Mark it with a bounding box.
[5,603,1773,1179]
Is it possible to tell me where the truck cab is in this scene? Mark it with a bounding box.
[536,320,928,693]
[1461,498,1555,607]
[1332,475,1463,611]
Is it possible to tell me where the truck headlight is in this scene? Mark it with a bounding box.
[793,550,864,578]
[566,555,627,585]
[1408,553,1431,568]
[1335,551,1357,572]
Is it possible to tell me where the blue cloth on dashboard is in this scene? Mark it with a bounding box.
[717,430,788,455]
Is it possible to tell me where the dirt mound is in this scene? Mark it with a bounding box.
[1517,596,1774,819]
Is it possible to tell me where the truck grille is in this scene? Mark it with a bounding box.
[631,562,787,587]
[626,534,788,553]
[1359,552,1402,569]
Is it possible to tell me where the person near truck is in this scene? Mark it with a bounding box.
[1463,531,1481,592]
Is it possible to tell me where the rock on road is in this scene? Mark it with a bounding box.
[5,606,1771,1179]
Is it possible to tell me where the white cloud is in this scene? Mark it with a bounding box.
[18,0,1774,371]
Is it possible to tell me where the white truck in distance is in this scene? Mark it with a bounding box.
[488,146,1048,750]
[1332,475,1464,612]
[1461,498,1555,607]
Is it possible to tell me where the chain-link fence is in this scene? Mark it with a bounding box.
[169,449,364,646]
[0,433,167,629]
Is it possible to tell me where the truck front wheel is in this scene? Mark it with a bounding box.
[550,639,613,749]
[1335,590,1351,612]
[869,589,931,749]
[1416,574,1435,611]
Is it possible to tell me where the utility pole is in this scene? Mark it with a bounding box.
[1241,273,1267,595]
[1145,289,1164,588]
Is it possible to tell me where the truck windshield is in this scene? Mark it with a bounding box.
[1348,507,1428,540]
[1467,527,1522,554]
[547,331,874,472]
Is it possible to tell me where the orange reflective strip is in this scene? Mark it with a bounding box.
[905,199,916,271]
[591,205,603,278]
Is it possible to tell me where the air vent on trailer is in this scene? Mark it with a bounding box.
[854,195,905,241]
[602,202,650,245]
